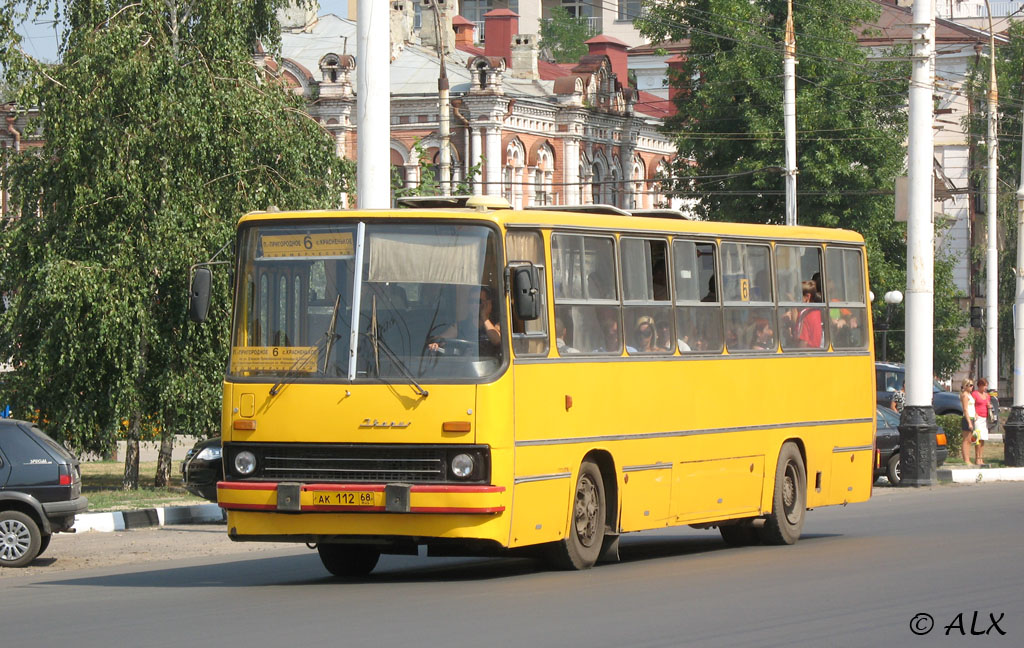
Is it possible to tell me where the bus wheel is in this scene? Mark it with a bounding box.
[758,443,806,546]
[317,543,381,578]
[548,460,606,570]
[719,523,760,547]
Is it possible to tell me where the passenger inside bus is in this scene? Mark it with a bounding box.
[797,280,824,348]
[427,286,501,356]
[555,316,579,354]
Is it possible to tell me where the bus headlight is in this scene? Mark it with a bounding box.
[234,451,257,476]
[450,453,475,479]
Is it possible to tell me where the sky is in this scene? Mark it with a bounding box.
[15,1,353,63]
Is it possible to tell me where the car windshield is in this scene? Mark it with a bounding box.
[229,221,504,383]
[877,406,900,427]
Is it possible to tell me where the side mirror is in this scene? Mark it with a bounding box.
[511,265,541,321]
[189,267,212,323]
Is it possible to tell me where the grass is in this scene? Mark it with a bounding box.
[943,441,1005,468]
[80,461,208,512]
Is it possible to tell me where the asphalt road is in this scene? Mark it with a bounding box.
[1,482,1021,648]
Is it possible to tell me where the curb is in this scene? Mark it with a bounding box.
[72,503,225,533]
[937,466,1024,484]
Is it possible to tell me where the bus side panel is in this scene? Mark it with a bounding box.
[619,465,673,531]
[671,455,765,523]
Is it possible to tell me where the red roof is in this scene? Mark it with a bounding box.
[633,90,673,119]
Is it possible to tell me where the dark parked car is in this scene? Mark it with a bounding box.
[874,405,948,486]
[0,419,88,567]
[181,437,222,502]
[875,362,977,416]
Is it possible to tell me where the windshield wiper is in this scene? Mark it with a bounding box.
[270,293,343,396]
[367,303,428,399]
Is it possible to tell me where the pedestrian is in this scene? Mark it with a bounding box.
[970,378,991,466]
[890,384,905,414]
[959,378,977,465]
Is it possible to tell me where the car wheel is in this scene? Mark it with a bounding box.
[720,522,760,547]
[317,544,381,578]
[758,442,806,546]
[547,460,606,570]
[887,453,902,487]
[0,510,42,568]
[36,533,52,558]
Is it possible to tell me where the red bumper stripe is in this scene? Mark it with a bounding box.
[219,481,505,494]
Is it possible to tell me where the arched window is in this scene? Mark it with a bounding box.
[504,139,525,209]
[534,144,554,205]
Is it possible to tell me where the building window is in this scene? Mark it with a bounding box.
[618,0,644,21]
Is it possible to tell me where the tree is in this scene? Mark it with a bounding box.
[637,0,967,374]
[538,7,591,64]
[0,1,352,487]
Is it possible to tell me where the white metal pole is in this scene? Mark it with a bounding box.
[357,0,391,208]
[983,0,999,390]
[784,0,797,226]
[906,0,935,410]
[1016,134,1024,409]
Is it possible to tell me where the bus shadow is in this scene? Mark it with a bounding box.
[613,531,842,565]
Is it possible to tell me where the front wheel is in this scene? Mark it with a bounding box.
[317,544,381,578]
[547,460,606,570]
[886,453,902,487]
[758,442,806,546]
[0,510,42,568]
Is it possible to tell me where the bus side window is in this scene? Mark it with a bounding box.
[721,242,775,352]
[776,244,825,351]
[551,233,620,355]
[672,240,723,353]
[622,237,672,354]
[507,230,549,356]
[825,247,867,350]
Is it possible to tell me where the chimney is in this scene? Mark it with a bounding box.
[484,8,519,64]
[452,15,475,48]
[509,33,539,80]
[585,35,629,88]
[420,0,456,53]
[278,0,319,33]
[391,1,414,46]
[665,54,686,116]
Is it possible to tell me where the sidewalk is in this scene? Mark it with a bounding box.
[937,464,1024,484]
[72,503,225,533]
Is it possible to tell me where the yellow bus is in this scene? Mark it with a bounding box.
[195,197,876,576]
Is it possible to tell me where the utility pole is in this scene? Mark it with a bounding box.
[899,0,938,486]
[429,0,452,196]
[1004,84,1024,467]
[357,0,391,208]
[982,0,999,393]
[783,0,797,226]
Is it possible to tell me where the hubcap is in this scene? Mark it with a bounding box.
[0,519,31,562]
[574,474,600,548]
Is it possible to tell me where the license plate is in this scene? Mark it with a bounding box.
[309,490,377,507]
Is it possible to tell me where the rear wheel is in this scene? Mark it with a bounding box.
[758,443,806,546]
[0,510,42,568]
[317,544,381,578]
[886,453,902,486]
[547,460,606,570]
[36,533,52,558]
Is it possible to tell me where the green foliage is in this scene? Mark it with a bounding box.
[638,0,965,375]
[0,2,351,469]
[392,140,482,200]
[936,414,963,457]
[539,7,591,64]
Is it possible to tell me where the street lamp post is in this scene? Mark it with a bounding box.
[982,0,999,396]
[879,290,904,363]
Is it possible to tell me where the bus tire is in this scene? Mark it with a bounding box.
[719,523,760,547]
[317,543,380,578]
[758,442,806,546]
[547,460,606,570]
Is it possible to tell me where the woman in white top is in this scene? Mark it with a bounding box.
[959,378,976,465]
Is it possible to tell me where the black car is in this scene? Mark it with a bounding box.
[181,437,222,502]
[0,419,88,567]
[874,405,949,486]
[875,362,974,417]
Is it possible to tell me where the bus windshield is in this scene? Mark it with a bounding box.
[230,221,504,383]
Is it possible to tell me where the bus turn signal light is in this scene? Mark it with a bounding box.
[442,421,471,433]
[233,420,257,431]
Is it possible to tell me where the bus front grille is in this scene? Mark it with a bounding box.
[225,443,490,484]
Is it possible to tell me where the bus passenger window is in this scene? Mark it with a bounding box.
[721,242,775,352]
[507,230,549,356]
[622,237,672,354]
[826,247,867,350]
[673,240,723,353]
[776,244,826,351]
[551,233,621,355]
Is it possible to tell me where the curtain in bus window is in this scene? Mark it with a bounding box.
[672,240,723,353]
[368,231,484,285]
[622,237,672,353]
[826,247,867,349]
[721,242,775,352]
[507,230,549,356]
[776,244,825,351]
[551,233,620,354]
